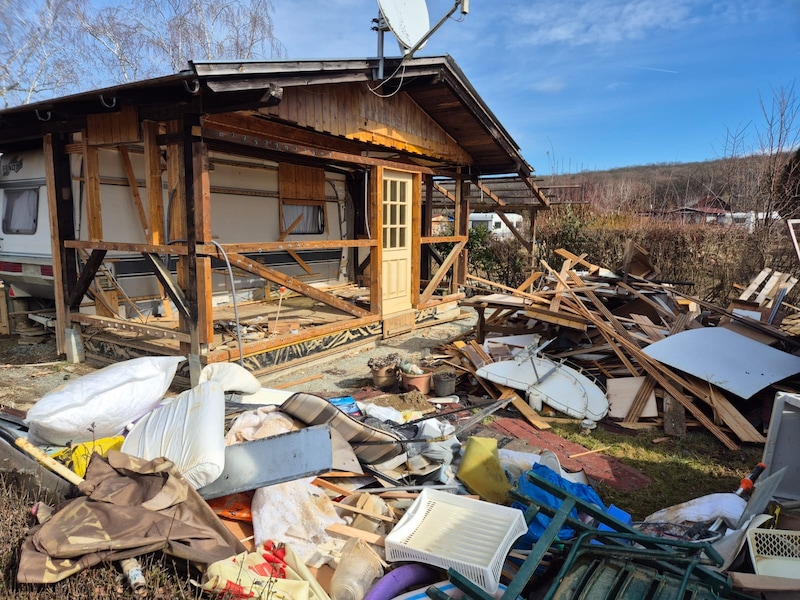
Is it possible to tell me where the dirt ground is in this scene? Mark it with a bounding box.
[0,311,480,412]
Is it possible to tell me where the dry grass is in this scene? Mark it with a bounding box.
[0,473,204,600]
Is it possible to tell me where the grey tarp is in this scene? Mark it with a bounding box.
[18,450,246,583]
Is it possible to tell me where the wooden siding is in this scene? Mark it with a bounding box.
[260,83,472,164]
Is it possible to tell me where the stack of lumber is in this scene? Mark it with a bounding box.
[456,248,800,450]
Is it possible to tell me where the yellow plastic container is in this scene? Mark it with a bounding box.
[456,436,511,505]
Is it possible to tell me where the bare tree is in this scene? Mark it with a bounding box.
[76,0,285,83]
[0,0,284,107]
[754,82,800,227]
[0,0,85,107]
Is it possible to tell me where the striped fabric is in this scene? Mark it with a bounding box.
[280,392,403,465]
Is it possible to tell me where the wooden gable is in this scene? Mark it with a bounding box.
[259,83,472,165]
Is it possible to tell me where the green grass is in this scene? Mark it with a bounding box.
[547,422,765,521]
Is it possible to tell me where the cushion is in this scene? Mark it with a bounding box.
[280,392,403,465]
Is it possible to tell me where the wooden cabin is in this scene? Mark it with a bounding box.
[0,56,548,384]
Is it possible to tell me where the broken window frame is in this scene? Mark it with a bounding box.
[280,198,327,235]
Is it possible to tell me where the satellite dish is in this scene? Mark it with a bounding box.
[376,0,430,54]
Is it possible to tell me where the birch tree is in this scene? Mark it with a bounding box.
[0,0,84,107]
[0,0,284,107]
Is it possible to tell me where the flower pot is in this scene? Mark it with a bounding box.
[371,365,398,389]
[432,371,457,396]
[401,370,433,394]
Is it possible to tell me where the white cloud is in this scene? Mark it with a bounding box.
[531,76,566,93]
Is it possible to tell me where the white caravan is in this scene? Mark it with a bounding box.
[0,148,348,315]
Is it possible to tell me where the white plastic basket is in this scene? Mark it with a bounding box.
[385,488,528,593]
[746,528,800,579]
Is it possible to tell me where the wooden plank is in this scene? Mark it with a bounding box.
[419,240,466,305]
[694,378,767,444]
[738,268,771,301]
[544,263,737,449]
[621,375,658,422]
[754,270,782,305]
[606,376,658,420]
[143,120,171,318]
[69,312,191,342]
[629,314,666,342]
[525,305,588,331]
[554,248,599,274]
[662,392,687,437]
[616,282,677,321]
[43,134,69,354]
[548,258,573,313]
[466,274,550,304]
[325,523,385,546]
[499,388,551,430]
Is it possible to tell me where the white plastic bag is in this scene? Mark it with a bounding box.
[121,380,226,489]
[25,355,184,446]
[199,362,261,394]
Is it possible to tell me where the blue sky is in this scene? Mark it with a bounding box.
[272,1,800,175]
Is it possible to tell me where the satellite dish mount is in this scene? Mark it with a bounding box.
[374,0,469,79]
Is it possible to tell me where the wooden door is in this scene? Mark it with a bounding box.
[381,170,412,314]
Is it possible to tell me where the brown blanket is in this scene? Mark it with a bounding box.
[18,450,245,583]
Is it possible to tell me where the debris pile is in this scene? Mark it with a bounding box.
[457,248,800,451]
[2,249,800,598]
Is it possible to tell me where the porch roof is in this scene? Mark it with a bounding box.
[0,56,532,178]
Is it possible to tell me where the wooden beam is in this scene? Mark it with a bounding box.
[118,145,149,237]
[370,166,382,316]
[419,240,466,305]
[198,239,377,254]
[44,133,78,354]
[144,121,172,318]
[192,140,214,345]
[64,240,188,255]
[67,249,107,309]
[224,252,371,318]
[82,134,103,241]
[411,171,422,307]
[143,121,165,246]
[141,253,190,319]
[69,313,191,342]
[203,127,436,174]
[205,315,380,363]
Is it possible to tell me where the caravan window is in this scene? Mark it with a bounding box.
[2,188,39,234]
[281,201,325,235]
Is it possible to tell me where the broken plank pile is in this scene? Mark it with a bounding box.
[458,248,800,450]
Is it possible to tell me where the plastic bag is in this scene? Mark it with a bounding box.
[121,380,225,489]
[25,356,184,446]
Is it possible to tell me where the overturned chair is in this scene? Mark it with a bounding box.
[426,470,759,600]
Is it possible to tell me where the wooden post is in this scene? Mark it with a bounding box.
[421,174,433,281]
[192,138,214,348]
[81,134,103,241]
[43,133,78,355]
[180,118,205,384]
[369,166,382,316]
[410,171,421,307]
[455,173,469,288]
[143,120,173,319]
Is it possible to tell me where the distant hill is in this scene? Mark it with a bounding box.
[537,153,791,216]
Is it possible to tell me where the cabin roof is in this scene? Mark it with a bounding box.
[0,56,531,177]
